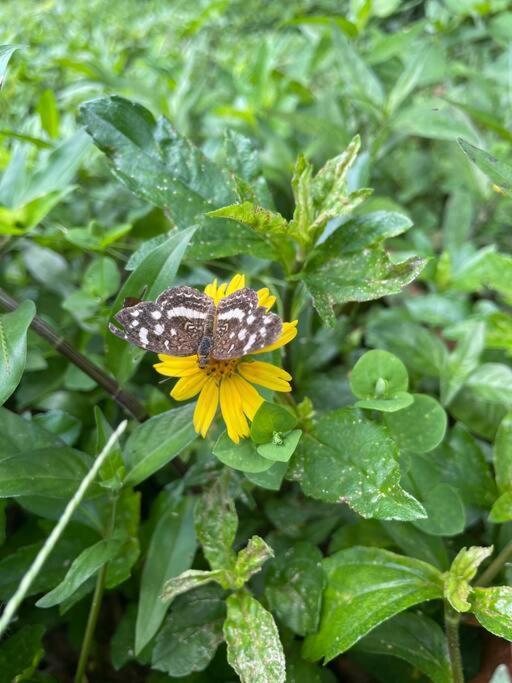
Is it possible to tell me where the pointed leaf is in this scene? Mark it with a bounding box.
[0,300,36,406]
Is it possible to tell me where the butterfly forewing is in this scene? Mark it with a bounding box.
[109,286,214,355]
[212,288,282,359]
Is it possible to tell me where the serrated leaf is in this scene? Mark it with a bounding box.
[79,96,238,226]
[0,300,36,406]
[123,405,197,486]
[265,542,325,636]
[135,495,196,654]
[471,586,512,640]
[303,250,426,326]
[207,202,288,235]
[224,592,286,683]
[444,546,493,613]
[293,407,425,521]
[302,547,443,663]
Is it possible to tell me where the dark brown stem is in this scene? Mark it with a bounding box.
[0,287,188,476]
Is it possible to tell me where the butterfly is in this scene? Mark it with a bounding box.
[108,286,283,367]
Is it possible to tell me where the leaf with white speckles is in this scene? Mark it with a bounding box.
[471,586,512,640]
[224,592,286,683]
[290,407,425,521]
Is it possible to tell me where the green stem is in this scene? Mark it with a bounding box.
[74,494,119,683]
[444,601,465,683]
[74,564,108,683]
[476,538,512,587]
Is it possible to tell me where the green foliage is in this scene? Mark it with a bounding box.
[2,1,512,680]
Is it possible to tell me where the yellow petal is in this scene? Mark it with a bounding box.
[171,372,208,401]
[154,354,200,377]
[220,376,250,444]
[257,287,276,310]
[253,320,298,354]
[193,377,219,437]
[204,278,218,299]
[231,373,264,420]
[226,273,245,295]
[238,360,292,392]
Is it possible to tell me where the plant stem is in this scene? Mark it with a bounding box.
[0,421,127,638]
[74,492,119,683]
[476,538,512,587]
[444,601,465,683]
[74,563,108,683]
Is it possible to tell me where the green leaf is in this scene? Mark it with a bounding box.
[106,488,140,589]
[152,585,226,677]
[82,256,120,301]
[444,546,493,613]
[471,587,512,640]
[494,412,512,493]
[79,96,238,227]
[123,405,197,486]
[224,592,286,683]
[303,250,426,327]
[0,624,45,682]
[250,402,298,444]
[36,535,125,608]
[355,394,413,413]
[293,407,425,521]
[257,429,302,462]
[94,407,125,488]
[195,470,238,571]
[393,102,479,142]
[233,536,274,585]
[0,300,36,406]
[0,44,21,88]
[161,569,225,602]
[135,495,196,654]
[465,363,512,405]
[107,226,196,381]
[412,483,466,537]
[333,33,384,107]
[458,138,512,196]
[440,321,485,405]
[265,542,325,636]
[37,88,60,139]
[213,432,274,473]
[383,394,447,454]
[350,350,409,400]
[187,221,276,260]
[387,45,431,114]
[356,612,451,683]
[245,461,288,491]
[207,202,288,235]
[489,491,512,524]
[302,547,443,663]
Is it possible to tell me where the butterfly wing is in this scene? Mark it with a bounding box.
[212,288,282,360]
[109,286,214,355]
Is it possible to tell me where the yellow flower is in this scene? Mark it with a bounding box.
[153,274,297,443]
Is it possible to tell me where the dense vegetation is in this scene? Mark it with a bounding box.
[2,1,512,681]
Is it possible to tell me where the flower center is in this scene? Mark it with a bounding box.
[202,357,239,382]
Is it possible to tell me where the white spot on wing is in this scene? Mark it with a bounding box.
[139,327,149,345]
[247,314,255,324]
[218,308,245,321]
[151,310,162,320]
[166,306,207,320]
[171,328,177,336]
[243,333,257,353]
[131,320,139,327]
[154,324,164,335]
[238,329,247,341]
[131,310,140,317]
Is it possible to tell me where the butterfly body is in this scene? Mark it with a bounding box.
[109,285,282,364]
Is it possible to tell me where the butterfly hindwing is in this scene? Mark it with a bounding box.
[109,286,214,355]
[212,288,282,359]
